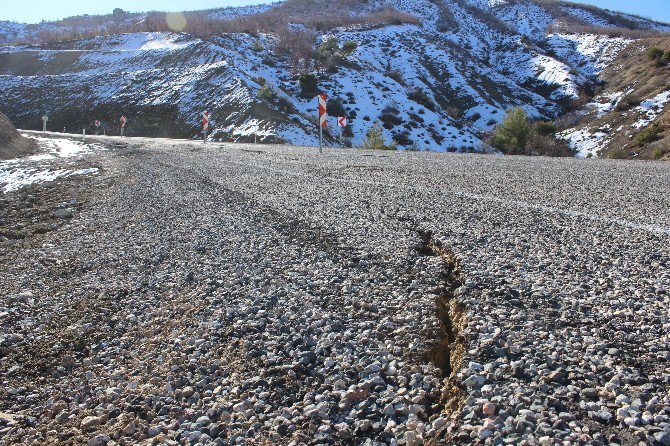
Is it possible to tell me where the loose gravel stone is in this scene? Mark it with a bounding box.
[1,138,668,445]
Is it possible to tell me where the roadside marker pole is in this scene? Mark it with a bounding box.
[337,116,347,147]
[41,115,48,133]
[203,111,209,143]
[318,93,328,153]
[83,128,86,144]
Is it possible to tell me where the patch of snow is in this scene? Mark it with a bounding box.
[587,91,626,117]
[560,127,609,158]
[8,136,105,161]
[547,33,630,78]
[633,91,670,129]
[498,2,554,40]
[533,54,580,98]
[0,167,99,193]
[561,7,612,28]
[0,137,104,193]
[106,33,196,52]
[39,137,103,158]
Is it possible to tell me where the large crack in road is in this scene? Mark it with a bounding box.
[417,230,468,418]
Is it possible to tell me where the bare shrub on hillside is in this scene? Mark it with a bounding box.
[554,111,590,131]
[274,28,318,70]
[547,23,666,39]
[614,93,642,112]
[454,0,510,34]
[361,7,422,27]
[528,130,575,157]
[11,3,421,46]
[428,0,459,32]
[533,0,653,31]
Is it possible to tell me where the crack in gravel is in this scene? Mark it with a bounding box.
[417,230,468,417]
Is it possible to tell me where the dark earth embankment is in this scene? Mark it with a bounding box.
[0,111,35,160]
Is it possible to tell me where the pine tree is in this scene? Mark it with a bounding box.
[361,122,395,150]
[492,107,532,155]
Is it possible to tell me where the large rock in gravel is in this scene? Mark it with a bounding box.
[0,111,35,160]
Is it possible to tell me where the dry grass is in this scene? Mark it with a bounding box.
[547,24,667,39]
[12,1,421,45]
[533,0,666,31]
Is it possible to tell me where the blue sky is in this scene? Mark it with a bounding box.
[2,0,669,24]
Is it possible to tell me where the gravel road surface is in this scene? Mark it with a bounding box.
[1,137,669,446]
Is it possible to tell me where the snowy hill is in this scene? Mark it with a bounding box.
[0,0,668,153]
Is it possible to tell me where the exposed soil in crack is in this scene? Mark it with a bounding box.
[418,229,469,417]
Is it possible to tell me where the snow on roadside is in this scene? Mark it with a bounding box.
[0,168,99,193]
[6,136,106,163]
[0,137,104,193]
[38,137,104,158]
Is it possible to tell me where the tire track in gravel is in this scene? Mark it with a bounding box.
[140,151,477,436]
[219,159,670,236]
[149,152,478,418]
[133,155,447,444]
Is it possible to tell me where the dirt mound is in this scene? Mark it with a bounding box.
[0,111,35,160]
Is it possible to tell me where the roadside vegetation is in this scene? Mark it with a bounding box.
[490,108,575,157]
[360,122,396,150]
[634,121,665,147]
[646,45,670,66]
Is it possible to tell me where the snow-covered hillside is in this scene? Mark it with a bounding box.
[557,36,670,159]
[0,0,668,152]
